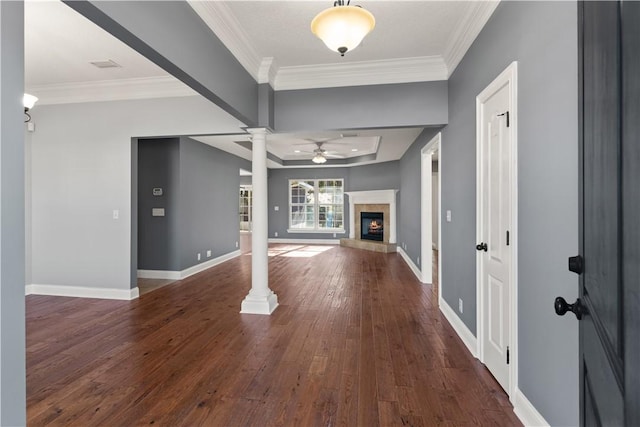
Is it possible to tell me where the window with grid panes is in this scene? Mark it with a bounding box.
[289,179,344,232]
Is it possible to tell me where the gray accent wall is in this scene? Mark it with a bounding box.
[441,2,579,425]
[398,128,442,269]
[64,1,258,126]
[138,138,181,271]
[268,161,399,239]
[177,137,249,269]
[0,2,26,424]
[137,137,250,272]
[274,81,448,132]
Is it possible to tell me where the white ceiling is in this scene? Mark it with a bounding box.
[24,0,497,168]
[221,1,469,66]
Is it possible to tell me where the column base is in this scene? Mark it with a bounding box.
[240,290,279,315]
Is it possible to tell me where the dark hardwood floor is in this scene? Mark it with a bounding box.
[27,243,521,426]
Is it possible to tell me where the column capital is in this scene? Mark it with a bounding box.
[244,127,272,136]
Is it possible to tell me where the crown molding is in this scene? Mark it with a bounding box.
[443,0,500,77]
[258,57,279,87]
[274,56,448,91]
[27,76,197,105]
[188,0,262,82]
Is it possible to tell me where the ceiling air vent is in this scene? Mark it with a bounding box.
[89,59,121,69]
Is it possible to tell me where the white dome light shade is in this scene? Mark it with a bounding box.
[23,93,38,110]
[312,153,327,164]
[311,5,375,56]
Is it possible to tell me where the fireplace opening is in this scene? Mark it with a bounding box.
[361,212,384,242]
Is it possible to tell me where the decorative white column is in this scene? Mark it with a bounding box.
[241,128,278,315]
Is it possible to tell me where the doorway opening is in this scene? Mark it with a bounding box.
[421,133,441,287]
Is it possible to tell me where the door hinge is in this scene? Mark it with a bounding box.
[498,111,510,127]
[506,230,510,246]
[507,346,510,364]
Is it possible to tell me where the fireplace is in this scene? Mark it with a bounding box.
[361,212,384,242]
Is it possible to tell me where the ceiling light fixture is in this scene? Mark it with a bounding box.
[311,0,375,57]
[23,93,38,123]
[312,153,327,164]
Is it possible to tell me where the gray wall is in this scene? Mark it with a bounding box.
[398,128,442,269]
[30,96,244,293]
[268,161,399,239]
[177,137,250,269]
[65,1,258,126]
[441,2,579,425]
[275,81,448,132]
[0,2,26,424]
[137,137,250,272]
[138,138,181,271]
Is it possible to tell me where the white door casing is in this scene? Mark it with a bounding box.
[421,133,440,284]
[476,62,518,398]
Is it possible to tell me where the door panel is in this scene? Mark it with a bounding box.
[488,276,504,350]
[621,1,640,425]
[582,0,621,361]
[479,81,511,392]
[576,1,639,425]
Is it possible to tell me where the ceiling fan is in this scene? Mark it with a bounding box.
[309,140,345,164]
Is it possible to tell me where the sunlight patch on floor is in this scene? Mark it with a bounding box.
[242,245,335,258]
[279,245,334,258]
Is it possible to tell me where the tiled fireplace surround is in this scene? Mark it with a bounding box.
[341,190,398,253]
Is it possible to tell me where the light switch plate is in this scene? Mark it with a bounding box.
[152,208,165,217]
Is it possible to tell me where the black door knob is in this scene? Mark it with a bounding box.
[554,297,585,320]
[476,242,488,252]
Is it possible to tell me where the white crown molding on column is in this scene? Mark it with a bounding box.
[27,76,197,105]
[443,0,500,77]
[274,56,448,91]
[188,0,262,82]
[258,57,279,87]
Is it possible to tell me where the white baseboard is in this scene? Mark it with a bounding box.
[138,249,241,281]
[180,250,241,279]
[268,238,339,245]
[137,270,181,280]
[439,296,478,358]
[397,247,426,283]
[26,284,139,300]
[513,388,550,427]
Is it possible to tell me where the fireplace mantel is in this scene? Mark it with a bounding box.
[345,190,398,244]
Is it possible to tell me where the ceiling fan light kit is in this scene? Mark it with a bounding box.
[312,153,328,164]
[311,0,375,57]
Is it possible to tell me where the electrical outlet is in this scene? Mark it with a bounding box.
[112,210,119,220]
[235,241,239,248]
[275,231,278,237]
[333,233,336,238]
[197,253,201,261]
[447,210,452,222]
[206,250,211,257]
[459,298,463,314]
[417,256,420,266]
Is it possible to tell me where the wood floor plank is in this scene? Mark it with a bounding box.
[26,242,522,427]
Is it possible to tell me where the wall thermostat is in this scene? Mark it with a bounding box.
[152,188,163,196]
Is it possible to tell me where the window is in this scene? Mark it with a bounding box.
[289,179,344,232]
[239,186,252,231]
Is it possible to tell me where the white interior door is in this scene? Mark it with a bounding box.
[478,80,512,392]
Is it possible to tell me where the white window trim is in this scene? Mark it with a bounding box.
[288,178,345,234]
